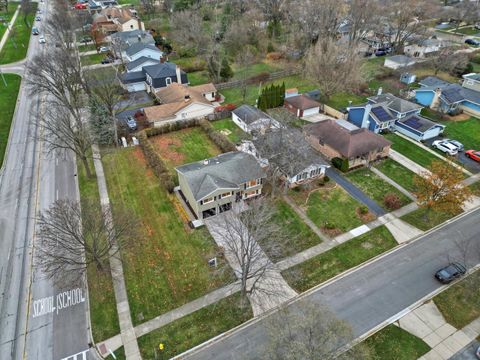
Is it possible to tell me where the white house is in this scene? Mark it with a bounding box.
[125,43,163,62]
[384,55,417,70]
[231,105,281,134]
[404,38,448,58]
[125,56,159,72]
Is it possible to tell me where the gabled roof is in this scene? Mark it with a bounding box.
[125,56,159,71]
[462,73,480,82]
[142,62,184,80]
[155,82,214,105]
[125,43,161,57]
[119,70,145,84]
[419,80,480,106]
[368,93,422,114]
[304,120,392,159]
[419,76,450,88]
[284,94,321,110]
[232,105,273,125]
[176,152,266,201]
[396,114,445,135]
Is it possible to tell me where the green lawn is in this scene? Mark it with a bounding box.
[221,75,317,106]
[282,226,397,292]
[0,3,19,42]
[211,118,249,143]
[384,133,439,169]
[80,53,105,66]
[470,181,480,196]
[137,293,252,359]
[0,3,37,64]
[259,199,322,262]
[440,117,480,151]
[188,71,210,86]
[374,158,417,193]
[231,61,280,80]
[323,92,367,110]
[0,73,21,168]
[345,168,411,210]
[296,186,368,234]
[149,127,221,174]
[77,156,120,342]
[78,43,98,52]
[434,270,480,329]
[400,207,460,231]
[105,347,125,360]
[102,147,234,325]
[364,324,431,360]
[454,26,480,35]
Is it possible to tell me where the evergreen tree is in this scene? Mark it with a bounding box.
[220,58,234,81]
[89,97,115,145]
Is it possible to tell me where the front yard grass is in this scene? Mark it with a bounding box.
[454,26,480,35]
[0,73,21,168]
[374,158,417,193]
[149,127,221,174]
[77,156,120,342]
[400,207,461,231]
[211,118,249,144]
[0,3,19,41]
[345,168,411,210]
[137,293,252,359]
[323,92,367,110]
[433,270,480,329]
[80,53,105,66]
[291,185,369,235]
[221,75,317,106]
[282,226,397,292]
[440,117,480,151]
[0,3,37,64]
[384,133,439,169]
[364,324,431,360]
[470,181,480,196]
[259,199,322,262]
[102,147,234,325]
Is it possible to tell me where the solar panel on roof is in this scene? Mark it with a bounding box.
[442,88,464,103]
[403,116,423,130]
[371,107,393,122]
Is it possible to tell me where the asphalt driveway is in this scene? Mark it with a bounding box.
[424,137,480,174]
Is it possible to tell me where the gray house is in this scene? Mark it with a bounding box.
[176,152,266,220]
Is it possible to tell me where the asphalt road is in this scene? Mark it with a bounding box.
[184,208,480,360]
[0,1,92,359]
[451,340,480,360]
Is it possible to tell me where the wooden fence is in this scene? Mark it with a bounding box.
[214,69,298,90]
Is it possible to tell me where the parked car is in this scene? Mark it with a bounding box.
[35,15,41,21]
[475,23,480,30]
[465,38,480,46]
[38,36,46,44]
[99,46,109,53]
[432,140,458,156]
[443,139,464,152]
[126,117,137,130]
[80,36,92,43]
[36,9,42,14]
[74,2,87,9]
[101,57,114,64]
[375,49,387,56]
[32,27,39,35]
[465,150,480,162]
[434,262,466,284]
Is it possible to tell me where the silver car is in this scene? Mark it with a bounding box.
[443,139,464,152]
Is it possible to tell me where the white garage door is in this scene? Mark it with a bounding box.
[303,107,320,117]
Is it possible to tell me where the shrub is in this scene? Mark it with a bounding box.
[383,193,402,210]
[198,119,236,152]
[267,42,275,53]
[359,205,369,215]
[144,118,198,137]
[181,59,206,73]
[332,157,349,172]
[266,52,283,61]
[323,175,330,183]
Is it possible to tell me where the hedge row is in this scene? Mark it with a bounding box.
[137,131,176,193]
[197,119,236,153]
[144,118,199,137]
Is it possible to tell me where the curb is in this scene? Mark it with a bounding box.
[173,204,480,359]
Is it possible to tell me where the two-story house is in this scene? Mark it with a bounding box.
[176,152,266,220]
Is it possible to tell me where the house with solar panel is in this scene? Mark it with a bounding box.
[415,75,480,118]
[347,91,445,141]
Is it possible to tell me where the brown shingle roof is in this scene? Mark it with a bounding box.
[143,102,191,121]
[285,94,321,110]
[154,83,214,105]
[304,120,391,158]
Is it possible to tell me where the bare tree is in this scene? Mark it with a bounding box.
[304,38,362,99]
[450,1,480,33]
[35,199,136,285]
[209,199,287,308]
[346,0,379,46]
[20,0,34,27]
[430,47,469,76]
[255,0,286,37]
[265,299,371,360]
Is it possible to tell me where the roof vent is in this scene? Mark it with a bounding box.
[184,94,190,101]
[203,159,209,165]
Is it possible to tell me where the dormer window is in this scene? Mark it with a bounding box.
[166,77,172,85]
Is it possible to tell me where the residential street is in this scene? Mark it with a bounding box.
[182,208,480,360]
[0,0,92,359]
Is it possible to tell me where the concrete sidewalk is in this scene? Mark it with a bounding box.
[389,150,431,178]
[0,5,20,54]
[92,145,141,360]
[371,166,416,201]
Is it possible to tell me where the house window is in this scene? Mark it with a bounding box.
[202,197,214,205]
[166,77,172,85]
[244,190,257,198]
[220,192,232,198]
[246,179,257,188]
[130,24,134,29]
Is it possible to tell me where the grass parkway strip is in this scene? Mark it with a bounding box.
[0,73,21,168]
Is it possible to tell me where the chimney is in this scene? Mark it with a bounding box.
[430,88,442,111]
[184,94,190,102]
[361,103,372,129]
[176,65,182,84]
[160,56,165,63]
[137,34,141,42]
[377,87,383,96]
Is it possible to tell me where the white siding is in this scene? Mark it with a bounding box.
[174,102,214,121]
[421,127,443,140]
[232,113,249,133]
[303,107,320,117]
[125,82,146,92]
[127,48,163,62]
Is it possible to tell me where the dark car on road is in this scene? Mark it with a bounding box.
[465,39,480,46]
[434,262,466,284]
[101,57,114,64]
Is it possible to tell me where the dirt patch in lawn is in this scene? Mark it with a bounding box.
[446,113,471,122]
[132,147,154,178]
[356,208,376,223]
[320,227,342,237]
[149,136,186,165]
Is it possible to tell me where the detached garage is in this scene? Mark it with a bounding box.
[120,71,147,93]
[284,94,321,118]
[395,114,445,141]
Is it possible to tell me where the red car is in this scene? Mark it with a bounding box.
[74,3,87,9]
[465,150,480,162]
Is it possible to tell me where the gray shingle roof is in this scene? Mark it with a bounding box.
[463,73,480,81]
[176,152,266,201]
[419,76,450,88]
[252,128,328,177]
[125,43,161,57]
[368,93,422,114]
[143,62,184,79]
[420,82,480,106]
[232,105,272,125]
[397,114,444,133]
[386,55,415,64]
[126,56,159,71]
[119,71,145,84]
